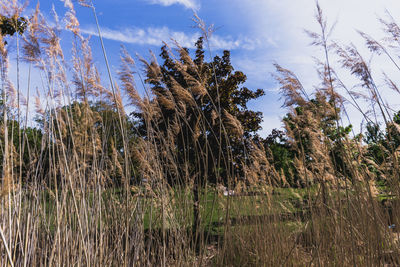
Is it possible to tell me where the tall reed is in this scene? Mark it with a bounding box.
[0,1,399,266]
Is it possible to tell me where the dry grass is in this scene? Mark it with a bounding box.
[0,1,400,266]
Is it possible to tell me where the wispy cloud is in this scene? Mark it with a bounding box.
[146,0,200,10]
[81,26,263,51]
[231,0,400,134]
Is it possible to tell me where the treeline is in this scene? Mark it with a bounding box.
[1,49,400,190]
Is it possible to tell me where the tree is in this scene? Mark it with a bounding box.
[1,14,27,192]
[273,62,354,187]
[387,110,400,150]
[0,109,42,186]
[136,37,264,183]
[36,101,138,187]
[0,14,27,44]
[264,129,297,186]
[364,122,385,162]
[133,37,265,241]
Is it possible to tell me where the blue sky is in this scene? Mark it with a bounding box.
[12,0,400,135]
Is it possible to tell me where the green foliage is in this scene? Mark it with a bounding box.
[364,122,384,145]
[349,110,400,183]
[35,101,139,186]
[264,129,297,186]
[134,37,265,185]
[272,91,355,186]
[363,122,386,167]
[388,110,400,149]
[0,14,27,44]
[363,111,400,176]
[0,118,43,183]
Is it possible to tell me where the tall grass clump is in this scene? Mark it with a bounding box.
[0,0,400,266]
[217,4,400,266]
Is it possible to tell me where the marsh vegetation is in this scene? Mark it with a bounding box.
[1,1,400,266]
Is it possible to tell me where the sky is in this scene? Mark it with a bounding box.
[8,0,400,135]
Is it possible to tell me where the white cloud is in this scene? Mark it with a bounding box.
[225,0,400,134]
[81,26,263,51]
[146,0,200,10]
[81,26,199,48]
[260,114,284,137]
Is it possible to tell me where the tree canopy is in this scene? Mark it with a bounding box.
[134,37,265,186]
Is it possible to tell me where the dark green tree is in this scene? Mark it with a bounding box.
[263,129,297,186]
[387,110,400,150]
[0,14,27,43]
[135,37,264,185]
[0,110,43,185]
[364,122,386,164]
[134,37,265,241]
[280,91,353,186]
[36,101,138,187]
